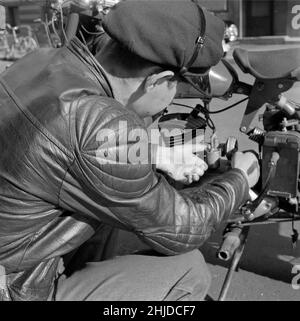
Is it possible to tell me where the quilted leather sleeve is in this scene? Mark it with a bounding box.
[59,95,249,255]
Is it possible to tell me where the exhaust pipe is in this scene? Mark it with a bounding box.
[217,225,243,261]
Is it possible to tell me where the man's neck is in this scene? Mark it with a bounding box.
[97,62,143,107]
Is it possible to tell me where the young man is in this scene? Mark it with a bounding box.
[0,0,259,301]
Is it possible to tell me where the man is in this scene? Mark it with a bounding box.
[0,0,259,301]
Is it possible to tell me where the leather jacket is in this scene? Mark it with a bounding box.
[0,38,249,300]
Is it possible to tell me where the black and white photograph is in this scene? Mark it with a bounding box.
[0,0,299,307]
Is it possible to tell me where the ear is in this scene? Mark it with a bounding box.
[144,71,175,93]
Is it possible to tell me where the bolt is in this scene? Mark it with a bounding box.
[240,126,247,133]
[278,83,284,89]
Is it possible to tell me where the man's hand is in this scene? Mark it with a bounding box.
[155,143,208,184]
[231,151,260,188]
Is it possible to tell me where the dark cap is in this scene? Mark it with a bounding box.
[102,0,225,75]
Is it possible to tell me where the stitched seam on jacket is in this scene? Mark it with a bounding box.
[15,233,38,271]
[141,232,209,248]
[57,158,76,207]
[0,78,74,160]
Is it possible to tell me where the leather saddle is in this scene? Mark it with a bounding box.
[233,47,300,80]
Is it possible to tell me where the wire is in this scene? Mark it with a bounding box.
[172,97,249,115]
[171,101,216,130]
[79,29,88,47]
[207,97,249,114]
[59,4,68,44]
[51,13,60,42]
[81,24,105,36]
[170,96,249,132]
[44,14,54,47]
[207,116,215,131]
[171,102,196,109]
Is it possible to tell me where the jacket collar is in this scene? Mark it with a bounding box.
[67,38,114,98]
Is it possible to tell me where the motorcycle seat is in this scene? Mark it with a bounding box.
[233,47,300,80]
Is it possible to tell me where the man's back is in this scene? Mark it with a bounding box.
[0,43,110,299]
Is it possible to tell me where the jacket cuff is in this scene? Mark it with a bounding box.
[228,168,250,203]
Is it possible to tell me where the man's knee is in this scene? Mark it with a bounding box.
[183,249,212,300]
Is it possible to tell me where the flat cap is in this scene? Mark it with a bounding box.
[102,0,225,74]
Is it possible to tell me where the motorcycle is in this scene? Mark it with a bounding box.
[162,46,300,300]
